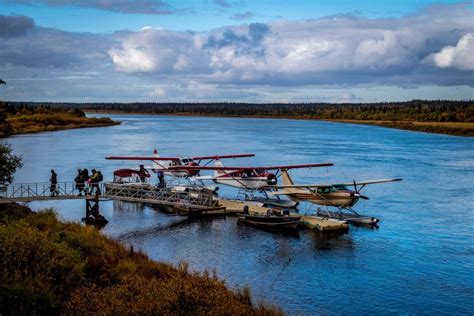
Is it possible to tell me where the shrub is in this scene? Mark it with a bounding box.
[0,204,282,315]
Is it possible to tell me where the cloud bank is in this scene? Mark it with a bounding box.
[0,3,473,102]
[105,4,474,87]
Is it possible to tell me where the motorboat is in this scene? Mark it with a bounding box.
[238,207,301,229]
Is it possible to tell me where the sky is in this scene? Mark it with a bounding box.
[0,0,473,103]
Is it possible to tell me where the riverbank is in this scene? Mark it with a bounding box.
[330,120,474,137]
[0,104,119,137]
[0,203,281,315]
[7,113,119,135]
[85,110,474,137]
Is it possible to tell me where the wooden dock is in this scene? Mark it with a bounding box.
[218,198,349,232]
[299,215,349,232]
[0,182,348,232]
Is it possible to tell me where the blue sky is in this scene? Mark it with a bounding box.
[0,0,473,102]
[0,0,466,33]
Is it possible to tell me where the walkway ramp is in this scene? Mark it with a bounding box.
[0,182,89,203]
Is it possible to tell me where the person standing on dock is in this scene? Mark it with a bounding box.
[97,170,103,194]
[89,169,100,195]
[82,168,89,194]
[139,165,150,183]
[75,169,84,196]
[49,170,58,197]
[157,170,166,188]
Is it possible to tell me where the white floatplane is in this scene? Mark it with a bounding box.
[266,170,402,225]
[106,149,255,178]
[168,160,334,190]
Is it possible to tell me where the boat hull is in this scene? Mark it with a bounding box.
[238,214,301,230]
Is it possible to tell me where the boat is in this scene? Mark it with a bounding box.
[104,168,154,192]
[316,209,379,225]
[238,207,301,230]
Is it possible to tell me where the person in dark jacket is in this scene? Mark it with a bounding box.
[139,165,150,183]
[82,168,89,194]
[157,170,165,188]
[75,169,84,196]
[50,170,58,197]
[96,170,103,194]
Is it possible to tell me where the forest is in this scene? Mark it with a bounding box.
[7,100,472,122]
[3,100,474,136]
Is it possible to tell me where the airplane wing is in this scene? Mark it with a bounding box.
[267,178,402,189]
[105,153,255,161]
[192,154,255,160]
[265,183,334,189]
[105,156,180,161]
[168,162,333,171]
[341,178,403,186]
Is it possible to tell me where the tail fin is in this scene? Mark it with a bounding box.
[277,170,304,202]
[214,160,225,177]
[280,170,300,194]
[152,149,160,170]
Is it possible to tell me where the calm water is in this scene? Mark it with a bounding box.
[9,114,474,315]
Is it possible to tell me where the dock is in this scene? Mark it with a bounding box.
[219,198,348,232]
[0,182,348,232]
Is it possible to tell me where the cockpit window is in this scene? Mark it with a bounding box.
[316,187,334,194]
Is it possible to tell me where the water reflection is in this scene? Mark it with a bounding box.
[309,230,354,251]
[116,217,192,242]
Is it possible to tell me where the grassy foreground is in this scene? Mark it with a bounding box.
[0,203,281,315]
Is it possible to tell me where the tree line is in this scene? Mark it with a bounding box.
[6,100,473,123]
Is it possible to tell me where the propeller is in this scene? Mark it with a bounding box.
[267,174,277,185]
[353,180,369,200]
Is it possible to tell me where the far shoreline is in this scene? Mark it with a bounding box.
[85,110,474,138]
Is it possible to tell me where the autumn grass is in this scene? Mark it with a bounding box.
[329,120,474,137]
[0,203,282,315]
[6,112,119,135]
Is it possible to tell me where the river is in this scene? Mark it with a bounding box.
[8,114,474,314]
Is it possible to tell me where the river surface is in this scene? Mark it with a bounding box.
[8,114,474,315]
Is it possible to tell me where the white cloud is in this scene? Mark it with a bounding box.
[432,33,474,71]
[108,28,210,74]
[106,4,474,87]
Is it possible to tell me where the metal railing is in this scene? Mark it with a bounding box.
[0,182,104,201]
[103,183,219,210]
[0,182,220,211]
